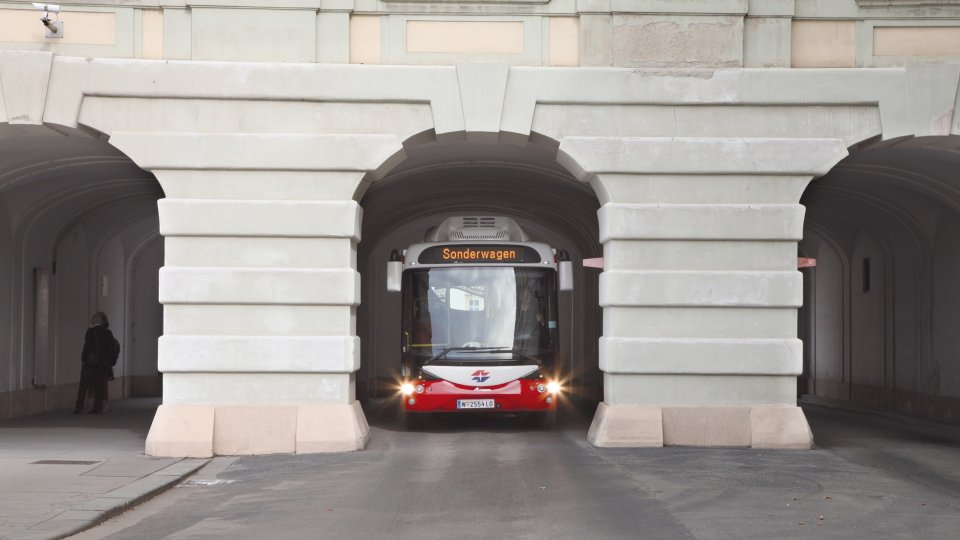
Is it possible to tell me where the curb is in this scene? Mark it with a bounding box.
[22,458,210,540]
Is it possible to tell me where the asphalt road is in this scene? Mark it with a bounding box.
[74,400,960,540]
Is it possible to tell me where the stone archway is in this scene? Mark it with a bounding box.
[8,49,957,454]
[355,137,604,409]
[0,123,163,419]
[801,136,960,419]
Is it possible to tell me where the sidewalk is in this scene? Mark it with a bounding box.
[0,398,208,540]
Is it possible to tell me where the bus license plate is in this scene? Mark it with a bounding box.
[457,399,495,409]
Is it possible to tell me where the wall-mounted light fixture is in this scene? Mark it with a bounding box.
[32,3,63,39]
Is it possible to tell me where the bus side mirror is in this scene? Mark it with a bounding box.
[559,261,573,291]
[387,261,402,292]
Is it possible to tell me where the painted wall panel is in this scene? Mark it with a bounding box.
[191,8,316,62]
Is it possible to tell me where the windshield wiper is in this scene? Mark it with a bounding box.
[422,346,498,365]
[484,347,541,363]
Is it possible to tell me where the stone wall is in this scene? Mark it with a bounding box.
[2,1,960,67]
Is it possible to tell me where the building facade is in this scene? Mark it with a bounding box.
[1,0,959,455]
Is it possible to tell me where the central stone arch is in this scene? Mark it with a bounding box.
[354,134,605,410]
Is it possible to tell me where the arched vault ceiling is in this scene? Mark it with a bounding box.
[804,136,960,244]
[0,123,162,242]
[362,142,600,257]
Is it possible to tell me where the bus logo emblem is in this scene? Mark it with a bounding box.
[471,370,490,383]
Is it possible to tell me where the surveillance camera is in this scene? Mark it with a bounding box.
[32,3,60,13]
[33,3,63,38]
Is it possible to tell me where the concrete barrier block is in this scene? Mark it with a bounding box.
[587,402,663,447]
[750,405,814,449]
[145,404,215,458]
[662,406,751,447]
[296,401,370,453]
[214,405,298,455]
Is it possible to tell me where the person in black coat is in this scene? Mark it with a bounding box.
[73,312,115,414]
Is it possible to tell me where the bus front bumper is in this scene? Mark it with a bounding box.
[401,379,558,412]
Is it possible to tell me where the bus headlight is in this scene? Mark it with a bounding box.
[401,383,415,395]
[546,381,561,394]
[415,384,425,394]
[537,383,546,393]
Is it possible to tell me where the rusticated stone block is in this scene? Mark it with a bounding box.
[213,405,297,455]
[662,406,751,447]
[296,401,370,453]
[146,404,215,458]
[587,402,663,447]
[750,405,814,449]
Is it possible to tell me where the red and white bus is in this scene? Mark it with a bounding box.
[387,216,572,425]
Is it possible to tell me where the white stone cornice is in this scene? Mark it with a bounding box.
[181,0,334,8]
[109,132,404,172]
[43,57,464,135]
[159,336,360,373]
[599,337,802,375]
[746,0,794,17]
[557,137,849,180]
[503,67,911,140]
[158,199,361,239]
[599,203,805,242]
[611,0,748,14]
[857,0,960,5]
[29,55,956,146]
[599,270,802,307]
[159,267,360,305]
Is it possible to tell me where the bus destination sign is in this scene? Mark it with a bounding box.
[418,245,543,265]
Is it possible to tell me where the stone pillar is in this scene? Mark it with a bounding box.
[558,136,848,449]
[107,132,403,457]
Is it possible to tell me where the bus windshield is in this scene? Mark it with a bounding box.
[401,267,558,360]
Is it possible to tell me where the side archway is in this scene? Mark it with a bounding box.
[801,136,960,419]
[0,124,164,419]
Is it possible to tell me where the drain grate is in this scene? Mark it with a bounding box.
[31,460,100,465]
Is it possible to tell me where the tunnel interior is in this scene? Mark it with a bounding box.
[0,124,164,419]
[800,135,960,420]
[357,139,603,412]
